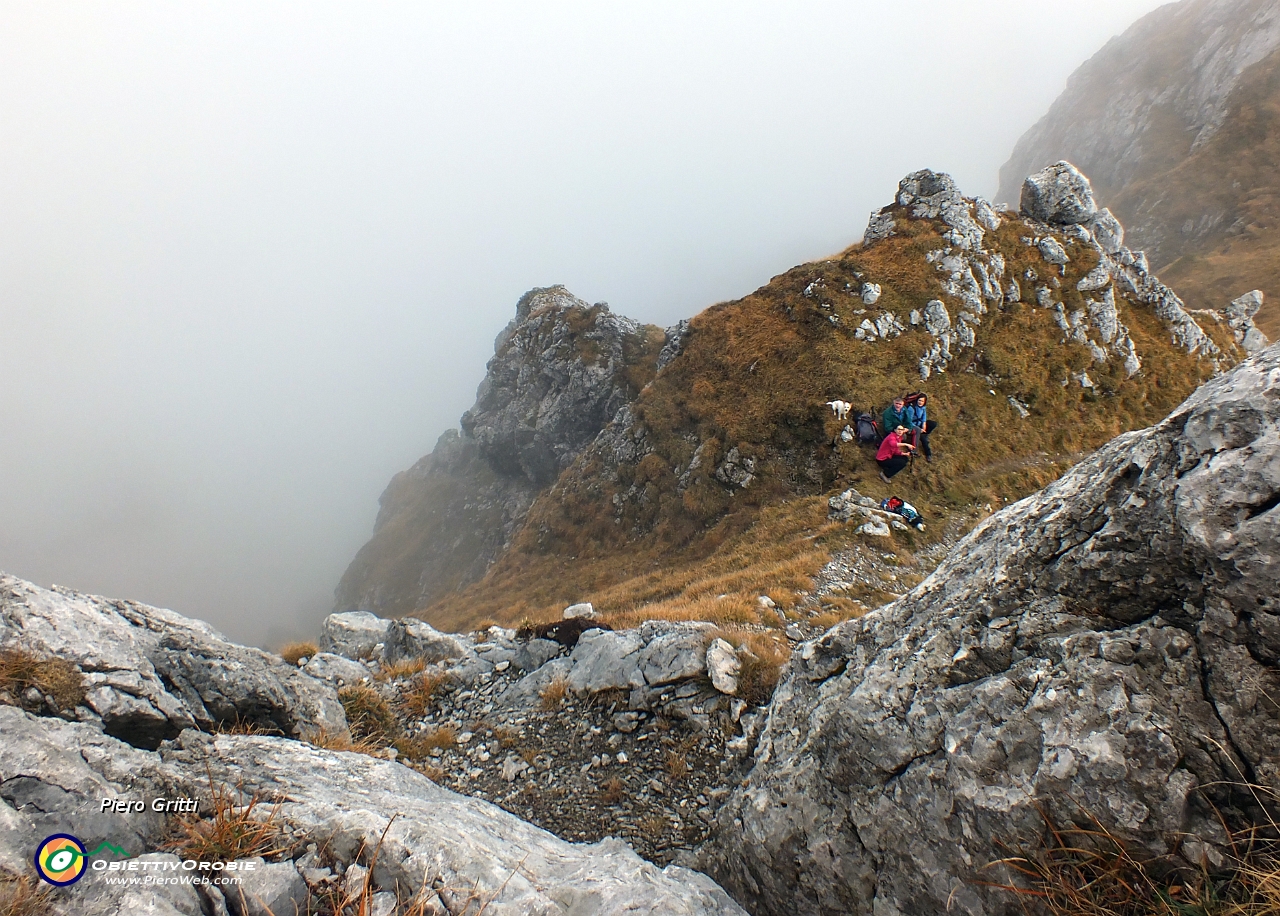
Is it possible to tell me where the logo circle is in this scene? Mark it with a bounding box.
[34,834,87,886]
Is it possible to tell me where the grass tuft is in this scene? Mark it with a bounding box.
[399,671,448,720]
[0,647,85,712]
[539,677,570,711]
[279,641,318,666]
[0,874,50,916]
[986,799,1280,916]
[339,686,400,747]
[163,778,286,863]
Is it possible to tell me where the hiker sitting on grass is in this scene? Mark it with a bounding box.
[881,397,910,440]
[876,425,916,482]
[904,392,938,461]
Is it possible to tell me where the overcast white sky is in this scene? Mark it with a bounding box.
[0,1,1169,647]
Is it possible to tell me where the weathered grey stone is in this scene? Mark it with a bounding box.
[319,611,390,660]
[921,299,951,336]
[1090,208,1125,253]
[462,287,654,487]
[164,732,747,916]
[706,639,741,696]
[3,705,745,916]
[1037,236,1069,265]
[860,282,881,305]
[699,344,1280,916]
[0,578,346,748]
[566,629,646,693]
[227,858,308,916]
[639,624,714,686]
[1020,161,1097,224]
[513,638,562,673]
[1225,289,1269,354]
[302,652,371,685]
[383,618,469,663]
[563,602,596,619]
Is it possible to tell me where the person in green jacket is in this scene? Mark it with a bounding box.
[882,397,910,439]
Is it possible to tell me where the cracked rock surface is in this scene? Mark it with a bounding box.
[697,343,1280,916]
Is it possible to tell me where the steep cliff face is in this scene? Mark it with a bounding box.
[419,164,1257,632]
[333,286,664,618]
[697,342,1280,916]
[997,0,1280,337]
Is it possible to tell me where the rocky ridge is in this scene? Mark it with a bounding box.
[361,161,1262,637]
[696,342,1280,916]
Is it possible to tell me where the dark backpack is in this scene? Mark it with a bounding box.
[854,414,880,444]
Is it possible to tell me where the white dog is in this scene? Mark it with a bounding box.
[826,399,852,421]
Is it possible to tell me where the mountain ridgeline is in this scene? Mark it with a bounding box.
[998,0,1280,339]
[338,164,1265,634]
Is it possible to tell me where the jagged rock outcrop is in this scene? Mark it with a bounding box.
[696,343,1280,916]
[0,576,346,749]
[998,0,1280,337]
[334,286,663,618]
[865,163,1244,380]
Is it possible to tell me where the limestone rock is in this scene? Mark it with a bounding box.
[0,577,346,749]
[1089,208,1125,254]
[1020,161,1098,225]
[658,319,691,371]
[319,611,390,660]
[1037,236,1069,265]
[1,707,746,916]
[302,652,371,685]
[1226,290,1269,354]
[227,859,308,916]
[383,617,470,664]
[699,343,1280,916]
[706,639,741,696]
[563,602,596,619]
[461,287,656,486]
[860,282,881,305]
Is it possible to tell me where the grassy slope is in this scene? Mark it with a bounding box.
[1117,46,1280,339]
[419,207,1233,634]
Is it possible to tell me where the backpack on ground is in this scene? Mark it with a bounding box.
[854,413,880,444]
[881,496,925,530]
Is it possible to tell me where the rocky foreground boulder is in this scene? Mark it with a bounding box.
[0,578,750,915]
[0,577,348,748]
[697,342,1280,916]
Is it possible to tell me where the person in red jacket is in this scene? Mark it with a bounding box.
[876,425,916,482]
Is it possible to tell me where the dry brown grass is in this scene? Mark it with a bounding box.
[0,874,50,916]
[338,686,399,747]
[539,677,570,711]
[163,779,287,863]
[987,800,1280,916]
[215,717,282,737]
[377,657,427,682]
[394,725,457,761]
[0,647,85,712]
[664,750,689,780]
[307,728,387,757]
[601,776,627,805]
[279,641,318,666]
[399,670,447,719]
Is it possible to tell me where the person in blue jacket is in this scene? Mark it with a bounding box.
[904,392,938,461]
